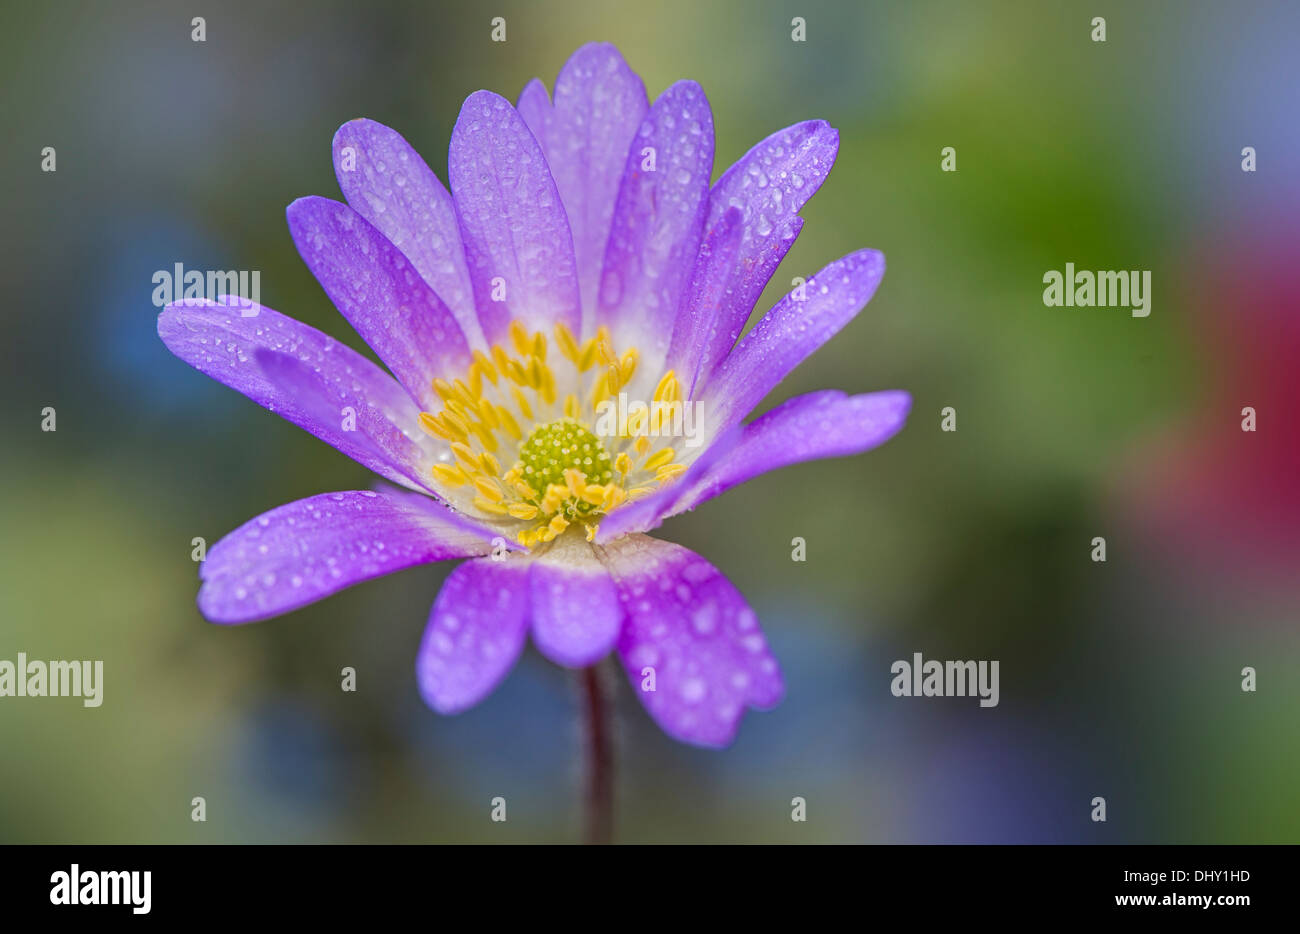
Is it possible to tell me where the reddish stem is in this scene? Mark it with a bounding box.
[580,665,613,845]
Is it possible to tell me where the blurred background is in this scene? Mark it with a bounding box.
[1,0,1296,843]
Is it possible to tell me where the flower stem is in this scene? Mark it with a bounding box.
[580,665,613,845]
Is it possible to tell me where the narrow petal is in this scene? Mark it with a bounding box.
[705,249,886,437]
[447,90,582,343]
[417,557,531,714]
[198,489,496,624]
[599,80,713,370]
[601,390,911,538]
[287,195,472,411]
[333,119,483,347]
[528,533,622,667]
[541,42,649,333]
[158,297,435,492]
[692,121,839,393]
[665,206,744,395]
[597,535,783,748]
[515,78,552,144]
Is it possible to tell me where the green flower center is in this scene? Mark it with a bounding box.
[516,417,613,510]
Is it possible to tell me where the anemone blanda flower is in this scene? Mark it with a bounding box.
[158,43,910,748]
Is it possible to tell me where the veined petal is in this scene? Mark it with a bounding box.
[538,42,649,334]
[198,489,496,624]
[601,390,910,538]
[599,79,713,372]
[691,120,839,394]
[448,90,582,344]
[417,557,531,714]
[528,533,622,667]
[287,196,472,411]
[333,118,483,348]
[705,248,886,438]
[515,78,552,143]
[157,297,436,492]
[596,535,783,748]
[665,206,744,396]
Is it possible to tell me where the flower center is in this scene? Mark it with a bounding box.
[418,320,689,547]
[517,417,614,510]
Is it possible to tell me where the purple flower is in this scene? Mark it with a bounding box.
[158,43,909,748]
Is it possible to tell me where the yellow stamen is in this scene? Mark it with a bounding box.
[563,468,587,498]
[472,495,508,515]
[432,378,457,406]
[432,463,470,486]
[618,349,638,387]
[471,350,498,385]
[643,447,676,472]
[509,320,532,357]
[509,384,534,420]
[507,502,539,520]
[554,321,580,362]
[656,463,687,483]
[494,405,522,440]
[653,371,679,404]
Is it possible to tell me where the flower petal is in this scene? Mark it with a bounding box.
[690,121,839,394]
[448,90,582,344]
[597,535,783,748]
[601,390,910,539]
[704,248,886,437]
[417,557,531,714]
[332,118,483,348]
[157,297,436,492]
[538,42,649,334]
[664,206,744,395]
[515,78,552,143]
[528,533,622,667]
[198,489,496,624]
[599,80,713,371]
[287,195,472,411]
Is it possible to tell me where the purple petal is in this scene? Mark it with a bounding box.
[705,249,886,436]
[539,43,649,334]
[692,121,839,393]
[515,78,552,144]
[599,80,713,370]
[528,534,622,667]
[417,557,531,714]
[287,196,471,411]
[332,119,482,347]
[447,90,582,344]
[251,348,446,493]
[597,535,783,748]
[665,206,744,395]
[603,390,911,538]
[158,297,435,492]
[198,489,496,624]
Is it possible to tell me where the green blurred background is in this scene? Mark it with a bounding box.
[1,0,1297,843]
